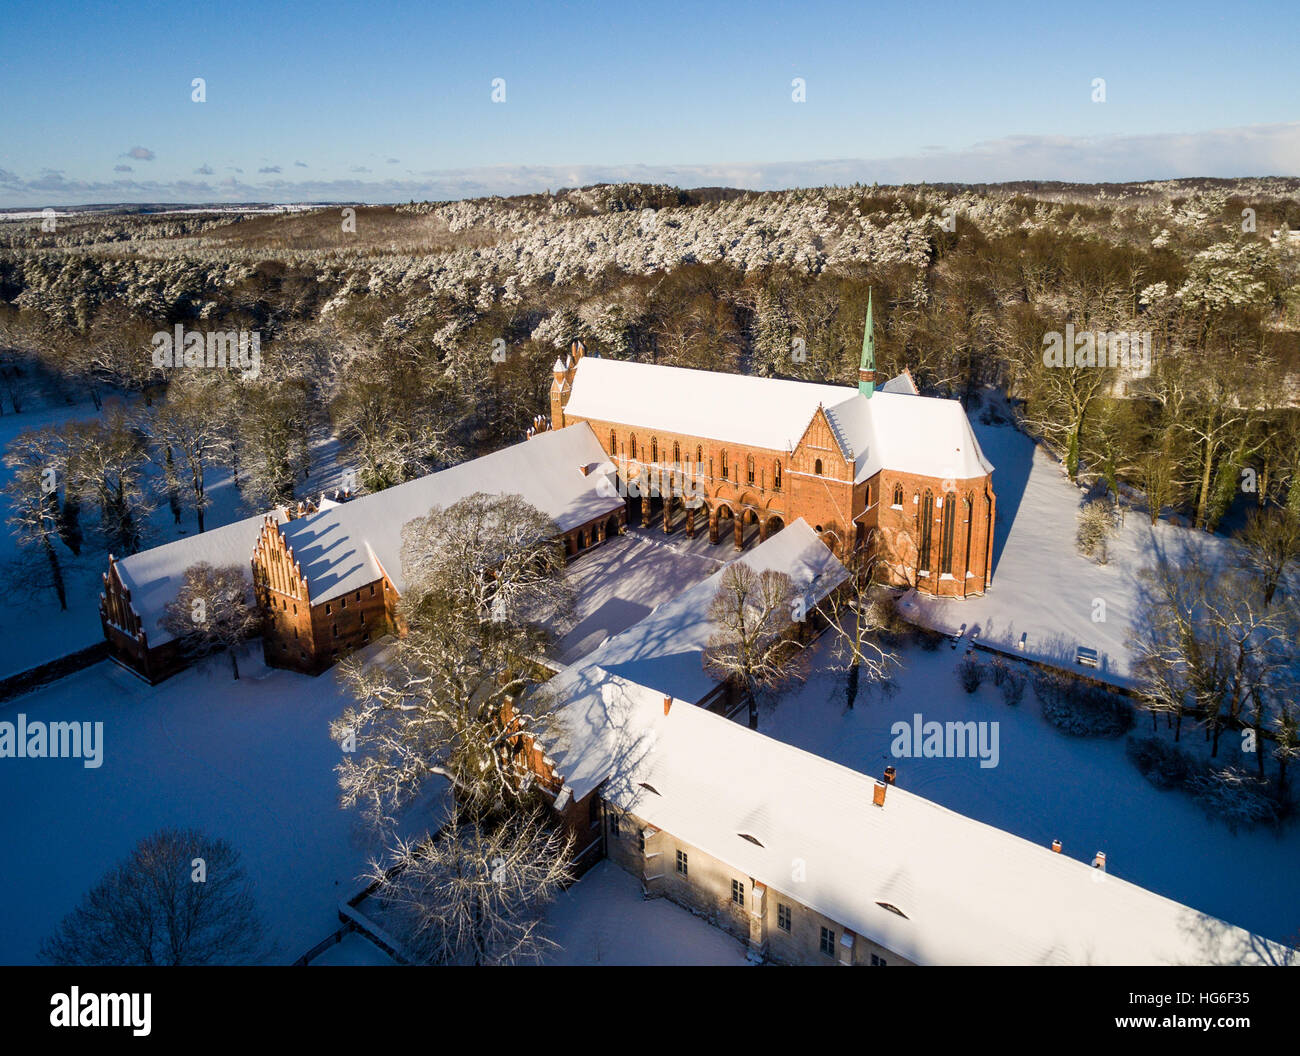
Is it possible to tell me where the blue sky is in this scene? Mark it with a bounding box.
[1,0,1296,205]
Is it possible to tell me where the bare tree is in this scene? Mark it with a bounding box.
[400,491,571,630]
[160,562,261,679]
[330,360,463,492]
[333,495,571,825]
[368,807,572,965]
[1134,543,1293,777]
[39,828,272,966]
[1236,506,1300,606]
[151,373,234,533]
[704,562,800,729]
[3,427,70,609]
[64,406,153,554]
[814,551,900,710]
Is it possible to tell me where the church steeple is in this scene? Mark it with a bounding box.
[858,288,877,398]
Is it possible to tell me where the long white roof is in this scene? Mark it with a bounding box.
[276,422,624,605]
[562,357,993,484]
[114,423,625,640]
[549,675,1293,966]
[544,519,848,800]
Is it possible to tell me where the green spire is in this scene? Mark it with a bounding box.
[859,288,876,398]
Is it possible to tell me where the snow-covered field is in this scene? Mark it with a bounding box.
[542,860,749,966]
[901,421,1238,686]
[763,636,1300,947]
[0,644,416,965]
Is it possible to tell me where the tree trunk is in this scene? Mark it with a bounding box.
[846,658,860,711]
[230,648,240,680]
[43,534,67,611]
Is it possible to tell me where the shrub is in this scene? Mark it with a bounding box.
[956,656,986,693]
[999,669,1026,706]
[1186,767,1280,832]
[989,657,1009,687]
[1126,734,1197,790]
[1034,670,1134,737]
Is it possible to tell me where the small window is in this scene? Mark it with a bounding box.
[814,458,823,475]
[673,441,680,466]
[695,445,703,470]
[731,879,745,907]
[773,461,782,491]
[340,596,346,609]
[610,428,617,452]
[871,953,888,966]
[778,903,791,932]
[651,437,658,463]
[746,456,755,486]
[637,829,645,853]
[609,813,620,839]
[332,623,338,638]
[676,849,688,876]
[355,590,361,602]
[369,584,376,597]
[820,927,835,956]
[721,451,729,480]
[325,604,331,615]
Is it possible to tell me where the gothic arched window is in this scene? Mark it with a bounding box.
[651,437,658,464]
[721,450,729,480]
[773,461,782,491]
[629,434,637,460]
[746,456,755,486]
[673,441,680,467]
[919,490,934,572]
[814,458,823,476]
[893,483,904,507]
[939,492,956,575]
[609,428,617,453]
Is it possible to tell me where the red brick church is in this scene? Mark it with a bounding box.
[551,293,995,597]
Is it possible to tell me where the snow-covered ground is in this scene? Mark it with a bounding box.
[900,421,1238,687]
[0,641,431,965]
[555,529,726,664]
[542,860,750,966]
[762,636,1300,947]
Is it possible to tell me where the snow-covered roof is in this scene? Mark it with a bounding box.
[549,676,1292,966]
[545,519,848,798]
[277,423,625,605]
[563,358,992,484]
[879,368,919,395]
[113,511,276,646]
[825,387,994,484]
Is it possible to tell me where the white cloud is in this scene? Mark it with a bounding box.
[5,122,1298,207]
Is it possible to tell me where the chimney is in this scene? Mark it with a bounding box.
[872,780,887,807]
[883,765,897,785]
[1051,839,1062,853]
[663,695,672,716]
[1092,851,1106,872]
